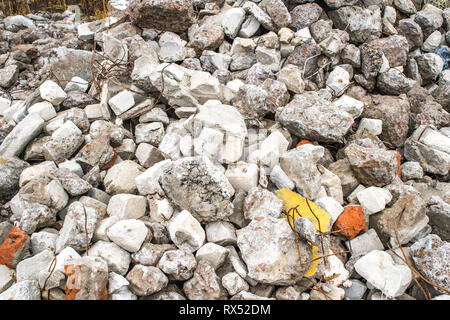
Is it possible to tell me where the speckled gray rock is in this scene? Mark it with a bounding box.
[243,187,284,220]
[279,144,324,200]
[104,160,143,195]
[289,3,323,31]
[9,193,58,235]
[242,1,276,32]
[401,161,424,180]
[131,243,176,266]
[0,157,29,201]
[371,194,429,246]
[237,216,313,285]
[157,249,197,280]
[0,113,45,158]
[362,94,410,147]
[55,201,99,253]
[183,260,228,300]
[279,92,354,143]
[161,156,234,223]
[404,126,450,175]
[329,6,382,44]
[52,167,92,197]
[126,265,169,296]
[129,0,195,33]
[0,280,41,300]
[264,0,291,29]
[416,53,444,81]
[398,19,424,50]
[88,240,131,276]
[345,144,399,187]
[410,234,449,294]
[222,272,249,296]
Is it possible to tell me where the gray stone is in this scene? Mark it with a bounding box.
[222,8,246,38]
[0,65,19,89]
[0,157,29,201]
[43,120,84,163]
[183,260,228,300]
[129,0,195,33]
[344,279,367,300]
[205,221,237,246]
[16,249,54,282]
[279,92,354,144]
[237,216,313,285]
[222,272,249,296]
[167,210,206,252]
[195,242,229,270]
[30,231,57,255]
[294,217,317,244]
[401,161,424,180]
[410,234,449,294]
[345,229,385,256]
[52,168,92,197]
[107,219,148,253]
[88,240,131,276]
[104,160,143,195]
[0,265,15,294]
[161,156,234,223]
[107,194,147,220]
[371,194,429,246]
[404,126,450,175]
[0,113,45,158]
[157,249,197,280]
[345,144,399,187]
[427,196,450,241]
[329,5,382,44]
[0,280,41,300]
[55,201,99,253]
[242,1,276,32]
[279,144,324,200]
[131,243,177,266]
[243,187,283,220]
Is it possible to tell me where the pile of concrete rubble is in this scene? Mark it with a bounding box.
[0,0,449,300]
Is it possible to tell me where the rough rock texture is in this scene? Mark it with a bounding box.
[129,0,195,33]
[410,234,449,294]
[237,216,313,285]
[0,0,448,301]
[279,92,354,143]
[161,156,235,223]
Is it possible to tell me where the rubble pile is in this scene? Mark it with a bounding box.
[0,0,449,300]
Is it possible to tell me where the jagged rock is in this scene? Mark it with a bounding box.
[410,234,449,294]
[345,144,399,187]
[129,0,195,33]
[237,216,313,285]
[329,5,382,45]
[183,260,228,300]
[161,156,234,223]
[354,250,412,298]
[371,194,429,246]
[279,92,354,144]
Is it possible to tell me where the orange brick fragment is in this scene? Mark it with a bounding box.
[333,204,366,240]
[0,227,29,268]
[296,140,313,148]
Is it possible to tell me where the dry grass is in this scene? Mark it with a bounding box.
[0,0,108,19]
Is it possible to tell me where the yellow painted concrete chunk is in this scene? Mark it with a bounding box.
[276,188,332,276]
